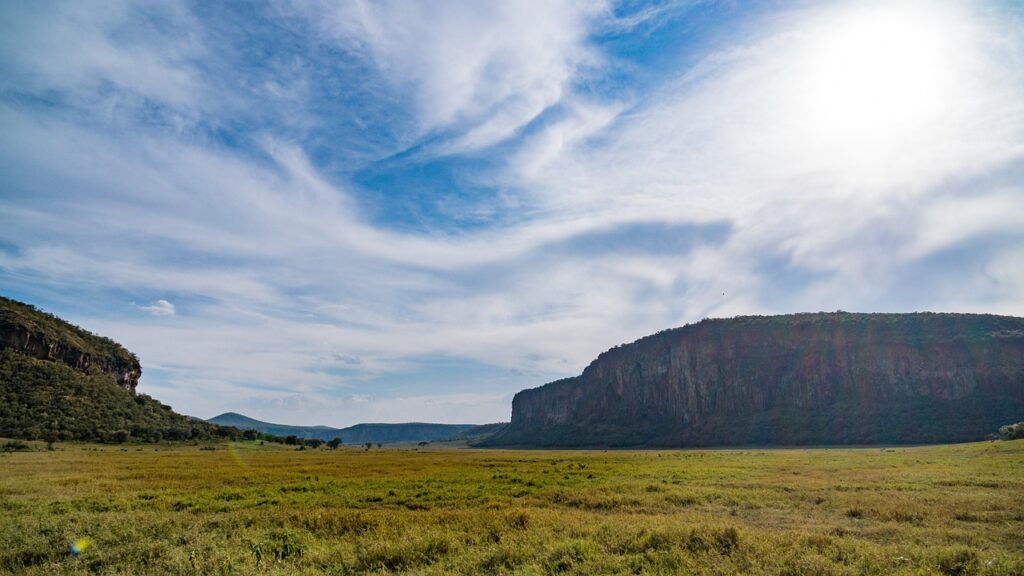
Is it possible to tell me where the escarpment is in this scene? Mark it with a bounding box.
[486,313,1024,447]
[0,296,237,442]
[0,296,140,392]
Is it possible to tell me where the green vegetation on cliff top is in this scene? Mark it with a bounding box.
[0,296,136,366]
[0,296,231,443]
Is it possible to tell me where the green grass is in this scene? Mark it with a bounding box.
[1,440,1022,575]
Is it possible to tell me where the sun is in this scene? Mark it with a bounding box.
[794,2,966,150]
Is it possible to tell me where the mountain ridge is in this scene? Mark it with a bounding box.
[207,412,479,444]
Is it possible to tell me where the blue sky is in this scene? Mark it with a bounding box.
[2,0,1023,426]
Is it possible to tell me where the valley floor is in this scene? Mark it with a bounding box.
[1,440,1022,575]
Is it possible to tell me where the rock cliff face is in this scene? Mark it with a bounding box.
[0,296,236,442]
[487,313,1024,447]
[0,296,140,393]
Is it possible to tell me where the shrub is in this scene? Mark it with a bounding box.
[936,548,979,576]
[545,540,596,573]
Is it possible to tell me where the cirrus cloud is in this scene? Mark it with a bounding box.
[1,0,1022,426]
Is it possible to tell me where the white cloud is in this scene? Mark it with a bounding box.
[227,390,515,426]
[0,1,205,114]
[310,0,608,151]
[512,0,1024,314]
[902,190,1024,260]
[140,299,176,316]
[2,0,1023,427]
[512,99,623,180]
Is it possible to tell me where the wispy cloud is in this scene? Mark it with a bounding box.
[1,0,1022,425]
[140,300,176,316]
[308,0,609,153]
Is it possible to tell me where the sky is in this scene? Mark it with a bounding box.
[1,0,1023,427]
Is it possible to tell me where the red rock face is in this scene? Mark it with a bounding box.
[494,313,1024,447]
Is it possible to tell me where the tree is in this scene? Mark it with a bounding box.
[327,438,342,449]
[364,442,372,451]
[998,422,1024,440]
[285,435,299,446]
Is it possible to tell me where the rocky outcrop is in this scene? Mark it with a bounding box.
[487,313,1024,447]
[0,295,249,443]
[0,297,140,393]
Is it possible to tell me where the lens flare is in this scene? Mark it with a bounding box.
[69,537,93,556]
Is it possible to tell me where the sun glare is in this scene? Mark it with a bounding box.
[796,3,965,150]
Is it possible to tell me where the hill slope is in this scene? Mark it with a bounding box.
[450,422,508,445]
[206,412,343,440]
[0,296,229,442]
[484,312,1024,447]
[0,296,140,392]
[207,412,477,444]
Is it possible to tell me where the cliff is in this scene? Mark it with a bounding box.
[0,296,229,442]
[0,296,140,392]
[485,313,1024,447]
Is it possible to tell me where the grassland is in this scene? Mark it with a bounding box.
[1,440,1022,575]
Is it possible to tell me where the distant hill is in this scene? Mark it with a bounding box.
[0,296,231,442]
[484,312,1024,447]
[207,412,477,444]
[451,422,508,445]
[206,412,342,440]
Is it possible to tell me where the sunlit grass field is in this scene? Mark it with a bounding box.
[2,440,1022,575]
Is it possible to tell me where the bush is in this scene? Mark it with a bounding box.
[937,548,979,576]
[545,540,596,573]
